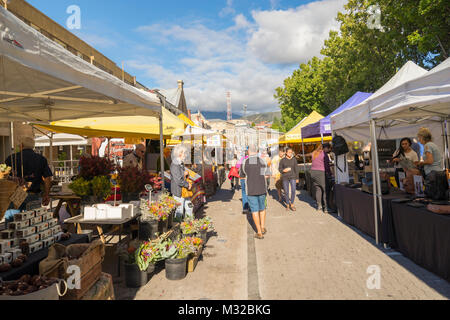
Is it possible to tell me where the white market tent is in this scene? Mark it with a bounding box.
[330,58,450,244]
[0,6,161,122]
[35,133,87,147]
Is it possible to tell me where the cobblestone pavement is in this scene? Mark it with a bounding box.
[111,180,450,300]
[254,187,450,300]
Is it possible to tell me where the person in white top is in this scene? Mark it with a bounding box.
[391,137,419,187]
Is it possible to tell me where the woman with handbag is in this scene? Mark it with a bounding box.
[170,144,192,220]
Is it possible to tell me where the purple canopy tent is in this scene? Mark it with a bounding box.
[301,92,373,140]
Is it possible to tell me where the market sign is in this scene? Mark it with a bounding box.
[206,135,221,147]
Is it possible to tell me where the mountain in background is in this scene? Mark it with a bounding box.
[240,111,281,123]
[196,110,281,122]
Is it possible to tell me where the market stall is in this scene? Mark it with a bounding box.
[330,58,450,281]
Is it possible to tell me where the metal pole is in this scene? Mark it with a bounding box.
[302,138,306,171]
[321,133,323,144]
[441,120,449,169]
[370,120,381,245]
[160,99,165,190]
[10,122,15,178]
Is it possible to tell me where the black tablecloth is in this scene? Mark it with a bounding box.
[391,203,450,282]
[0,234,89,281]
[334,184,405,244]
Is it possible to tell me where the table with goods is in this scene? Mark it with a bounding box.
[334,168,450,282]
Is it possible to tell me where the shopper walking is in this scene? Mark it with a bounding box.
[310,144,331,213]
[236,151,249,213]
[279,147,299,212]
[228,155,240,191]
[271,149,285,202]
[240,145,270,239]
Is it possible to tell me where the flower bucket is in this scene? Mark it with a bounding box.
[165,257,187,280]
[158,218,169,234]
[147,263,156,277]
[139,219,159,241]
[124,263,148,288]
[198,229,207,244]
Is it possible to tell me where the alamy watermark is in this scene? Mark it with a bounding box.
[366,265,381,290]
[66,5,81,30]
[366,5,383,31]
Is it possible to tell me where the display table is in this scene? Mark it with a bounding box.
[0,234,89,281]
[391,203,450,282]
[334,184,406,244]
[63,214,140,276]
[49,193,81,220]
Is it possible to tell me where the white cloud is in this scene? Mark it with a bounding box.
[132,0,346,113]
[249,0,346,64]
[219,0,235,17]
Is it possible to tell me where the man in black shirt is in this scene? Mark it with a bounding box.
[5,136,53,210]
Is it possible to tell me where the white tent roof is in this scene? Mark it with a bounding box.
[35,133,87,147]
[0,7,161,122]
[331,61,428,131]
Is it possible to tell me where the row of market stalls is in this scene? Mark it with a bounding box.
[0,6,225,299]
[283,57,450,282]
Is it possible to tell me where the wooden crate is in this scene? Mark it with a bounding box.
[187,245,203,273]
[81,272,115,300]
[62,261,103,300]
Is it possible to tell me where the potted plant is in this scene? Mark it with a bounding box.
[135,241,163,277]
[139,201,160,241]
[183,237,204,272]
[180,220,196,238]
[91,175,112,203]
[161,239,194,281]
[194,216,215,244]
[117,166,151,203]
[117,241,148,288]
[159,192,180,228]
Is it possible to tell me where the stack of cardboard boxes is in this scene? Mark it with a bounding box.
[0,208,63,263]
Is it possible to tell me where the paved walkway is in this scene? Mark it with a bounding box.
[112,180,450,300]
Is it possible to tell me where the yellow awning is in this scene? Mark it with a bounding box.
[278,135,332,144]
[35,108,185,140]
[178,113,196,127]
[279,111,324,143]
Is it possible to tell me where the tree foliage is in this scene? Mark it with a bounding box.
[275,0,449,127]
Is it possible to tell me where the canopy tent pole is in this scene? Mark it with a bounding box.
[442,120,449,169]
[321,133,323,144]
[10,122,15,178]
[160,98,165,190]
[302,138,306,171]
[370,120,381,245]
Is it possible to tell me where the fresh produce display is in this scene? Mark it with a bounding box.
[0,275,59,296]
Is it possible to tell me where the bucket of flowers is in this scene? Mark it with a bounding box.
[182,237,203,273]
[194,216,215,244]
[148,201,171,234]
[180,219,196,238]
[117,240,148,288]
[135,240,163,276]
[159,193,181,228]
[161,238,194,280]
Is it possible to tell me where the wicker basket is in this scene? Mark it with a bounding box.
[0,179,18,221]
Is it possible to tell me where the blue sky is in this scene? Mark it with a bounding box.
[27,0,347,115]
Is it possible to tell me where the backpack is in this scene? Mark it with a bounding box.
[424,170,448,200]
[332,135,349,156]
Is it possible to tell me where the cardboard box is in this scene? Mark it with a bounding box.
[51,225,62,235]
[47,218,58,228]
[19,233,40,245]
[34,208,46,217]
[39,229,53,241]
[29,241,43,254]
[15,226,37,238]
[1,230,15,240]
[31,216,43,225]
[7,248,22,261]
[84,206,97,220]
[0,240,11,254]
[54,232,64,242]
[42,237,55,248]
[14,211,35,221]
[8,220,31,230]
[42,212,53,222]
[35,222,49,232]
[0,252,12,264]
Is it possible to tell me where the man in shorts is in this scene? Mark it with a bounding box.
[240,145,270,239]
